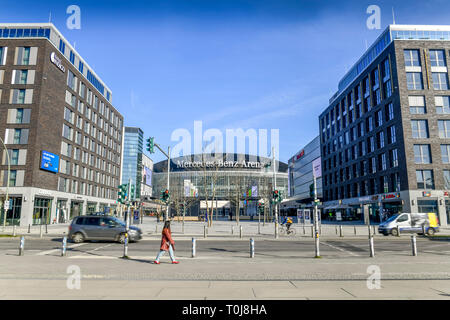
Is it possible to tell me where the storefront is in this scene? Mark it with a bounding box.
[70,200,83,219]
[0,197,22,226]
[56,199,68,223]
[87,202,97,214]
[417,199,439,215]
[33,197,52,225]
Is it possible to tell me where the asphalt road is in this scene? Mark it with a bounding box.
[0,237,449,259]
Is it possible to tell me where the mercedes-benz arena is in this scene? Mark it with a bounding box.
[152,153,288,220]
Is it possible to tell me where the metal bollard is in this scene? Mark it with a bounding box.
[311,226,314,238]
[335,225,338,235]
[422,225,426,236]
[40,225,43,238]
[339,225,343,238]
[250,238,255,258]
[354,226,357,236]
[27,224,31,234]
[372,226,376,236]
[231,226,234,235]
[368,225,371,237]
[155,225,158,234]
[123,233,129,258]
[369,235,375,257]
[240,226,243,239]
[319,224,322,235]
[204,225,207,238]
[191,238,196,258]
[275,222,279,239]
[303,225,305,235]
[19,236,25,256]
[45,224,48,234]
[13,225,16,237]
[397,227,401,237]
[61,236,67,257]
[411,235,417,256]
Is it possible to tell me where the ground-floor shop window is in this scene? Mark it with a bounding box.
[33,198,52,225]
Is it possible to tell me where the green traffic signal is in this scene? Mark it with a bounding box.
[146,137,155,154]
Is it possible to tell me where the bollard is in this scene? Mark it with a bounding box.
[61,236,67,257]
[372,226,376,236]
[335,225,338,235]
[368,225,371,237]
[191,238,196,258]
[13,225,16,237]
[311,226,314,238]
[369,235,375,257]
[155,225,158,234]
[19,236,25,256]
[45,224,48,234]
[40,224,43,238]
[421,225,426,236]
[240,226,243,239]
[250,238,255,258]
[319,224,322,235]
[231,226,234,235]
[411,235,417,256]
[397,227,401,237]
[27,224,31,234]
[275,222,279,239]
[339,225,343,238]
[258,222,261,235]
[354,226,357,236]
[204,225,207,238]
[123,233,129,258]
[303,225,305,235]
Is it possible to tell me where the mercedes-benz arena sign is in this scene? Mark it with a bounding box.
[50,52,66,73]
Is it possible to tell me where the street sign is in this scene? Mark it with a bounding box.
[3,200,12,210]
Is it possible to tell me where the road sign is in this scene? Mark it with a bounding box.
[3,200,12,210]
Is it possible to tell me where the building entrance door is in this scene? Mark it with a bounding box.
[33,198,52,225]
[70,201,83,219]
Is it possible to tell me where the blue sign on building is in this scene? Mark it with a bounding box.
[40,151,60,173]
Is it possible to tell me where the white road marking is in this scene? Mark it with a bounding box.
[35,243,86,256]
[322,242,360,257]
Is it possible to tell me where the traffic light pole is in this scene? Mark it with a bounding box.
[155,144,171,222]
[313,175,320,258]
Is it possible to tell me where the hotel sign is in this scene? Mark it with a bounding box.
[176,160,262,169]
[50,52,66,73]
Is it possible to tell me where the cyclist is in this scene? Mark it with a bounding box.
[282,216,293,232]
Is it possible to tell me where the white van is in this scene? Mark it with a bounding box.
[378,212,440,236]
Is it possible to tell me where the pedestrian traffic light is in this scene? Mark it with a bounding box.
[309,183,315,199]
[272,190,279,200]
[146,137,155,154]
[258,202,264,213]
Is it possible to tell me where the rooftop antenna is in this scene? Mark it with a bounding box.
[48,11,52,23]
[392,7,396,25]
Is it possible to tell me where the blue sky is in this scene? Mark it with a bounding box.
[2,0,450,163]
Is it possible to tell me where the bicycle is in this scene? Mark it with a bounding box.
[279,224,296,236]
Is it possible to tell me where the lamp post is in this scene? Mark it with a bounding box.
[1,137,10,231]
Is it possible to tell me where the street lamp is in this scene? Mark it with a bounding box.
[0,136,10,231]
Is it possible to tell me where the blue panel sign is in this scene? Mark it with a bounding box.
[40,151,59,173]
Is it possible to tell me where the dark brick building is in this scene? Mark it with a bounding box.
[319,25,450,226]
[0,23,123,226]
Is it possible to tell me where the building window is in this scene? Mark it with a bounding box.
[416,170,434,189]
[429,50,446,67]
[438,120,450,138]
[409,96,426,114]
[441,145,450,163]
[411,120,429,139]
[385,103,394,121]
[406,72,424,90]
[432,72,449,90]
[444,170,450,189]
[404,49,421,67]
[436,96,450,114]
[388,125,397,143]
[390,149,398,168]
[414,145,432,164]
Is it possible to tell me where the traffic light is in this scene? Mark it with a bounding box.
[258,202,264,214]
[118,184,128,204]
[309,183,315,199]
[272,190,279,201]
[130,184,135,200]
[146,137,155,154]
[161,189,170,203]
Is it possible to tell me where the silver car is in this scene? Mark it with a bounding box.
[68,215,143,243]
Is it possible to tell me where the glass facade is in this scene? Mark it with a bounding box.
[121,127,143,199]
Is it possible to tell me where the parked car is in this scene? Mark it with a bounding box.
[68,215,143,243]
[378,212,439,236]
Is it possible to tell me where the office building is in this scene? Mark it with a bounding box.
[319,25,450,226]
[0,23,123,226]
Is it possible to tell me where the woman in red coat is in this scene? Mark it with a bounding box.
[154,221,179,264]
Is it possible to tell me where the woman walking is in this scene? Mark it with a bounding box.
[154,221,179,264]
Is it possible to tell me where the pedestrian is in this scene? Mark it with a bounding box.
[154,221,179,264]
